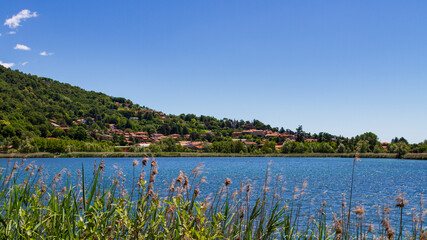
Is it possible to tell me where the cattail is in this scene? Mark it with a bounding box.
[368,224,374,233]
[384,206,391,214]
[232,190,239,199]
[149,173,156,182]
[151,159,156,167]
[99,160,105,170]
[183,175,189,188]
[194,188,200,197]
[61,187,67,194]
[133,159,138,166]
[41,186,46,193]
[387,228,395,240]
[191,162,204,176]
[355,205,365,215]
[147,189,154,197]
[176,171,184,184]
[13,162,18,170]
[24,164,32,171]
[225,177,232,187]
[199,178,207,185]
[302,181,308,191]
[142,158,148,166]
[169,181,175,192]
[166,205,175,216]
[394,192,408,208]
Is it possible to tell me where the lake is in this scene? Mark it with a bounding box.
[1,156,426,226]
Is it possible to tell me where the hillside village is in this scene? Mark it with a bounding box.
[47,116,344,152]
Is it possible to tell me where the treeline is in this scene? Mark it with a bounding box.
[9,137,115,153]
[132,132,427,157]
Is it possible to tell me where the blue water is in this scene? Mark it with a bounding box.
[1,157,426,226]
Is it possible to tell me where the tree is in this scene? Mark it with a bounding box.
[51,128,65,138]
[261,140,277,153]
[356,140,369,153]
[73,126,89,141]
[356,132,379,152]
[337,143,346,153]
[296,125,305,142]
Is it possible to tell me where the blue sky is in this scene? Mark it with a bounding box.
[1,1,426,143]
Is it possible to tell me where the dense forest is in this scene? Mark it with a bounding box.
[1,65,426,156]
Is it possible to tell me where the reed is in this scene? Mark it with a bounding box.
[0,157,425,239]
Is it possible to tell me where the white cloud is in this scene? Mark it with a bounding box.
[21,61,28,66]
[4,9,38,29]
[40,51,54,56]
[8,31,16,35]
[14,44,31,51]
[0,61,15,68]
[0,33,2,37]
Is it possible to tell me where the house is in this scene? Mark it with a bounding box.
[244,141,258,146]
[282,133,296,140]
[151,133,164,141]
[232,132,242,137]
[129,117,139,121]
[206,131,215,136]
[305,139,318,143]
[135,143,151,148]
[194,145,205,151]
[242,129,265,137]
[265,132,281,138]
[179,141,191,147]
[169,134,181,139]
[232,139,247,142]
[381,142,389,149]
[102,134,113,140]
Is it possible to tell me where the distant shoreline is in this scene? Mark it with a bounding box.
[0,152,426,160]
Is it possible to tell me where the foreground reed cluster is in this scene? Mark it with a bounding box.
[0,156,425,240]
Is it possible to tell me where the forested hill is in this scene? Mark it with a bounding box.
[1,65,425,155]
[0,65,277,148]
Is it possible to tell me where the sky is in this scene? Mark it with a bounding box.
[1,1,426,143]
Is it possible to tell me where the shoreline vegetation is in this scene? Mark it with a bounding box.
[1,152,427,160]
[0,155,425,239]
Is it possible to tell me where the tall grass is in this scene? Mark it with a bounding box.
[0,156,425,239]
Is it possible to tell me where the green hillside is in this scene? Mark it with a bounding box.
[1,65,426,156]
[0,66,278,153]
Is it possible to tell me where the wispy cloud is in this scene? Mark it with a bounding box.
[4,9,38,29]
[0,61,15,68]
[40,51,54,56]
[14,44,31,51]
[0,33,2,37]
[8,31,16,35]
[21,61,28,66]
